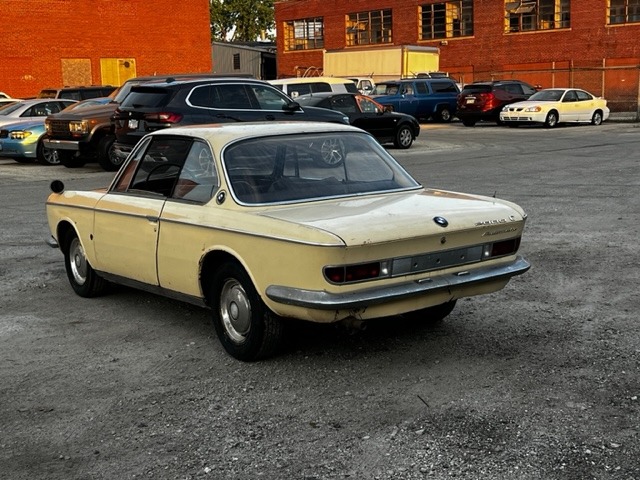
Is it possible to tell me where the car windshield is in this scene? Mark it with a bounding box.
[223,131,420,205]
[0,102,24,115]
[528,89,564,101]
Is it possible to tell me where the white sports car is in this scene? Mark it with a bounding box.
[499,88,610,128]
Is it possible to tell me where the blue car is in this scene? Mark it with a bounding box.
[0,119,55,164]
[370,77,460,122]
[0,97,111,165]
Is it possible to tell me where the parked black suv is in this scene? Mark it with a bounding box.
[111,77,350,162]
[44,74,224,171]
[456,80,538,126]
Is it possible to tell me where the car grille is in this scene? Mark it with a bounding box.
[502,116,532,122]
[0,130,8,139]
[47,119,73,138]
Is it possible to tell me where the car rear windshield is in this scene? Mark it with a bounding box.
[223,132,420,205]
[119,88,172,108]
[462,85,493,94]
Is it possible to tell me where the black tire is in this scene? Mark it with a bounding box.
[209,262,284,361]
[97,135,124,171]
[393,125,414,149]
[402,300,457,323]
[462,119,476,127]
[437,107,453,123]
[36,139,60,165]
[591,110,603,126]
[59,151,86,168]
[544,110,559,128]
[63,230,108,298]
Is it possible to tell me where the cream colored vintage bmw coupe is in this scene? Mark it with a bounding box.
[46,122,530,361]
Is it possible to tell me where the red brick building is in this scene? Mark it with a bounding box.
[274,0,640,111]
[1,0,212,99]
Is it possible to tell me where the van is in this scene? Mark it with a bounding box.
[269,77,359,98]
[370,78,460,122]
[348,77,376,95]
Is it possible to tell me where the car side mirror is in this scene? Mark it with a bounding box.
[283,101,302,112]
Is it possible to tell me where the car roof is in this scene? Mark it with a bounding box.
[151,121,363,148]
[130,76,268,88]
[270,77,354,85]
[8,98,76,106]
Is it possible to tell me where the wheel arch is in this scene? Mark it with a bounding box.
[56,220,78,253]
[200,249,255,306]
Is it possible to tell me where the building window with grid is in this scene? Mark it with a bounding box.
[608,0,640,24]
[346,10,392,46]
[504,0,570,33]
[420,0,474,40]
[283,17,324,51]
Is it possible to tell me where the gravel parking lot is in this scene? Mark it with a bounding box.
[1,120,639,480]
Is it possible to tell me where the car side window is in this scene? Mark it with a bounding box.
[576,90,592,101]
[401,84,414,95]
[430,81,458,93]
[504,84,524,95]
[310,82,332,93]
[357,96,380,113]
[127,137,193,196]
[415,82,428,94]
[330,95,358,114]
[172,141,218,203]
[190,84,256,110]
[563,90,578,102]
[251,85,290,110]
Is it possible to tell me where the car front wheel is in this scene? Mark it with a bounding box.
[544,111,559,128]
[97,135,124,171]
[63,230,108,297]
[209,262,284,361]
[393,125,414,149]
[36,139,60,165]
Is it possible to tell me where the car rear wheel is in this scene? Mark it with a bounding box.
[97,135,123,172]
[393,125,414,149]
[63,230,108,297]
[36,139,60,165]
[402,300,457,323]
[436,107,452,123]
[209,262,284,361]
[544,111,559,128]
[59,151,86,168]
[591,110,603,126]
[462,119,476,127]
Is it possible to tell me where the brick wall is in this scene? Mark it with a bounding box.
[1,0,212,99]
[274,0,640,110]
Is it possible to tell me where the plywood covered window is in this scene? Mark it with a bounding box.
[283,17,324,51]
[504,0,570,33]
[420,0,474,39]
[608,0,640,24]
[346,10,392,46]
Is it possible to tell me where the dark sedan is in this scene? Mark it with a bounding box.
[296,93,420,149]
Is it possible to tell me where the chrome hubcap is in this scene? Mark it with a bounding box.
[69,238,87,285]
[220,279,251,344]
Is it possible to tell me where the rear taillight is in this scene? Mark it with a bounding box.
[483,93,497,110]
[324,261,391,284]
[483,237,521,259]
[143,112,183,124]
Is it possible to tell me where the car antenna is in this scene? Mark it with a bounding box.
[493,190,497,198]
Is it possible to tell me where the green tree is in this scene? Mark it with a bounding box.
[209,0,275,42]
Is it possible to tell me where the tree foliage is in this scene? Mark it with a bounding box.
[209,0,275,42]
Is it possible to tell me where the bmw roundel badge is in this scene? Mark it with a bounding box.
[433,216,449,227]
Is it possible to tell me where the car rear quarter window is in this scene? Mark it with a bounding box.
[188,84,256,110]
[503,84,524,95]
[120,88,172,108]
[430,81,458,93]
